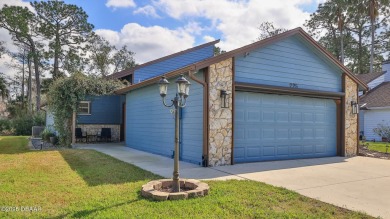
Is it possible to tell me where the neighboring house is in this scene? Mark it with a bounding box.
[109,27,366,167]
[357,60,390,141]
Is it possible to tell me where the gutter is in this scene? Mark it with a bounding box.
[364,106,390,110]
[188,70,209,167]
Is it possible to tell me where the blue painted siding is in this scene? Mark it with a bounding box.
[234,92,337,163]
[119,95,126,124]
[235,36,342,92]
[134,45,214,83]
[45,110,56,132]
[363,109,390,141]
[77,95,121,124]
[126,72,204,164]
[359,110,364,134]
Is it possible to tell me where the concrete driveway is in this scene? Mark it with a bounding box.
[214,157,390,219]
[77,143,390,218]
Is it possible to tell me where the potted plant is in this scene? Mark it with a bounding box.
[41,128,56,143]
[373,123,390,142]
[50,135,58,145]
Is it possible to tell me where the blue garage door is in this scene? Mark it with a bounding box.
[234,92,337,163]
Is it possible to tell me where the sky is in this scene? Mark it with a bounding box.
[0,0,325,78]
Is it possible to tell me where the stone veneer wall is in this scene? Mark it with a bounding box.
[208,58,233,166]
[344,75,358,156]
[77,124,120,142]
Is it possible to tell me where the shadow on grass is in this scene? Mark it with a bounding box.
[54,199,141,218]
[59,149,160,186]
[0,136,30,154]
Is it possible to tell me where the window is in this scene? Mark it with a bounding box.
[78,101,91,115]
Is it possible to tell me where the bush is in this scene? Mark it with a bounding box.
[0,119,11,132]
[41,128,55,142]
[373,123,390,141]
[11,111,45,136]
[0,119,13,135]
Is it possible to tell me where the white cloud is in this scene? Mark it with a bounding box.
[181,21,204,35]
[153,0,314,51]
[133,5,160,18]
[0,0,32,9]
[105,0,136,9]
[96,23,195,63]
[203,35,216,43]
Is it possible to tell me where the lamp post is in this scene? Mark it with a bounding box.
[158,74,190,192]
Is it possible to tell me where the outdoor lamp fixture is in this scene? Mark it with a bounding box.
[158,74,190,193]
[220,90,229,108]
[351,101,359,114]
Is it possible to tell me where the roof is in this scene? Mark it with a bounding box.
[115,27,369,94]
[355,71,385,84]
[107,39,220,79]
[360,82,390,108]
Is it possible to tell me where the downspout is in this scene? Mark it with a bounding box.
[188,69,209,167]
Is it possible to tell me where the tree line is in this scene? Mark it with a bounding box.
[0,0,136,114]
[305,0,389,74]
[1,0,389,116]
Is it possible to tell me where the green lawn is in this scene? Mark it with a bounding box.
[362,141,390,153]
[0,136,372,219]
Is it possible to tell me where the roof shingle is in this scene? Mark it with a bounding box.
[355,71,385,84]
[360,82,390,108]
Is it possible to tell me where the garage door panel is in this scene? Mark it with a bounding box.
[247,147,261,158]
[276,112,289,122]
[277,146,289,155]
[234,146,246,160]
[262,111,275,122]
[277,129,289,139]
[234,92,337,163]
[247,110,261,121]
[289,145,302,155]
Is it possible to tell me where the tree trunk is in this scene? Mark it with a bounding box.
[53,24,60,79]
[358,30,363,74]
[340,29,344,64]
[21,49,25,107]
[27,54,32,113]
[331,27,341,60]
[33,51,40,112]
[370,18,375,73]
[27,37,40,112]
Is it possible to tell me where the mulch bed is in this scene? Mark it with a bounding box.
[30,138,61,150]
[159,186,193,193]
[359,145,390,160]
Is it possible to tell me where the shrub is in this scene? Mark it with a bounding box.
[0,119,10,132]
[11,111,45,136]
[0,119,13,135]
[373,123,390,141]
[41,128,55,142]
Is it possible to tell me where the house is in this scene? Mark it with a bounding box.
[110,27,366,167]
[357,60,390,141]
[45,40,218,142]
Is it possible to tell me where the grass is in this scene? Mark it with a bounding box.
[0,136,372,219]
[361,140,390,153]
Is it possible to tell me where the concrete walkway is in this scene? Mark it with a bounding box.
[76,143,390,219]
